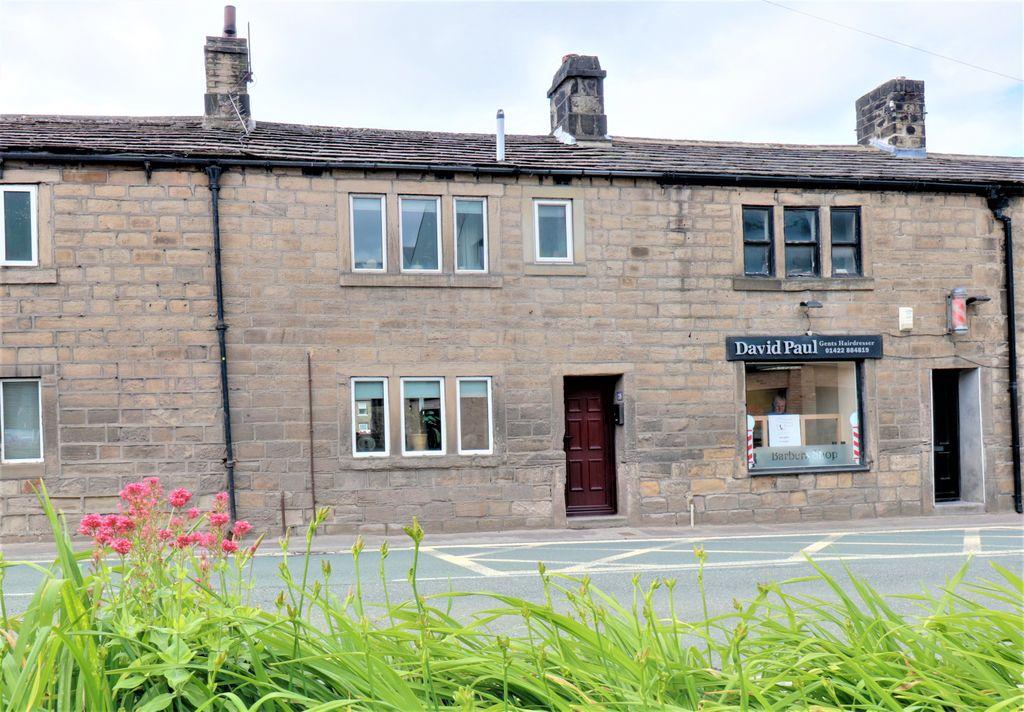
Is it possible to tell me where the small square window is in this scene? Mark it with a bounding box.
[457,377,493,454]
[351,195,386,272]
[351,378,389,457]
[784,208,820,277]
[742,206,773,276]
[454,198,488,272]
[400,197,441,272]
[401,378,445,455]
[1,185,38,266]
[1,379,42,462]
[534,199,573,263]
[830,207,862,277]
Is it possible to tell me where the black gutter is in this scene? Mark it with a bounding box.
[987,189,1022,514]
[2,149,1023,196]
[205,165,238,521]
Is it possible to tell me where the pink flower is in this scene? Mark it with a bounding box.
[209,512,230,527]
[157,529,173,541]
[169,517,184,529]
[111,538,132,555]
[78,513,103,535]
[112,515,134,534]
[168,488,193,508]
[215,492,229,505]
[187,507,200,520]
[232,520,252,537]
[174,534,192,549]
[221,539,239,554]
[119,482,146,501]
[194,532,216,548]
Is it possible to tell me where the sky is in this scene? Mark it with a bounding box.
[1,1,1022,156]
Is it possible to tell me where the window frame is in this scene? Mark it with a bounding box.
[830,206,862,277]
[741,205,774,277]
[349,194,387,273]
[783,207,821,278]
[743,360,868,475]
[456,377,493,455]
[400,377,446,456]
[399,195,443,273]
[350,377,390,458]
[0,378,43,463]
[453,197,489,273]
[533,198,574,264]
[0,184,39,267]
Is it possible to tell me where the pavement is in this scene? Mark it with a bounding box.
[2,513,1021,621]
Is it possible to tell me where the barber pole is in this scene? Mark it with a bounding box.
[850,412,861,465]
[746,415,755,468]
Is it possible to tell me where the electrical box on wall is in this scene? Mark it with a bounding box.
[898,307,914,332]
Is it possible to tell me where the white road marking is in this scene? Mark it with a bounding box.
[787,532,841,561]
[963,528,982,554]
[404,548,1022,582]
[419,546,504,577]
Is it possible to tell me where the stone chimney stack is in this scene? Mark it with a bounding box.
[855,78,925,155]
[548,54,608,142]
[203,5,253,131]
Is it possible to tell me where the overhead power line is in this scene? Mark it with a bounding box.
[761,0,1024,83]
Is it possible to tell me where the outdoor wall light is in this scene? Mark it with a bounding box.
[799,300,823,309]
[966,295,991,306]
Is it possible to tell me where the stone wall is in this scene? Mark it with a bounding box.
[1,162,1019,539]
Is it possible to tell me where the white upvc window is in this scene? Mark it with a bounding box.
[400,377,446,455]
[1,185,38,266]
[350,194,387,272]
[1,378,43,463]
[351,377,389,457]
[456,377,493,455]
[454,197,488,272]
[399,196,442,272]
[533,198,573,263]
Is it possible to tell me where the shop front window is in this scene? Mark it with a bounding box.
[744,361,862,471]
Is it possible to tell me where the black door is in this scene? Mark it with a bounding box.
[932,370,961,502]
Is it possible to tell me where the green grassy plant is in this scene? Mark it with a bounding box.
[0,481,1021,711]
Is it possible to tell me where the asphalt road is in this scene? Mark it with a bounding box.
[3,519,1021,623]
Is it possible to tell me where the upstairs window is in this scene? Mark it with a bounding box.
[1,379,42,462]
[1,185,38,266]
[784,208,819,277]
[400,197,441,272]
[454,198,488,272]
[830,207,862,276]
[534,199,573,263]
[742,206,774,276]
[351,195,386,272]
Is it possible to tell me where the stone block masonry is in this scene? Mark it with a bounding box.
[0,163,1019,539]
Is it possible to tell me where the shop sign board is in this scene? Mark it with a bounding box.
[753,444,855,469]
[726,334,882,361]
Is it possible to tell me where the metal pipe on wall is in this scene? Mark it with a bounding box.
[205,165,238,521]
[307,351,318,514]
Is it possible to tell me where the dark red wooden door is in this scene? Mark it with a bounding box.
[564,378,616,515]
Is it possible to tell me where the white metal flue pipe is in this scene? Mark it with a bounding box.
[496,109,505,162]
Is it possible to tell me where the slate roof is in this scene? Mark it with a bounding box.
[1,114,1021,187]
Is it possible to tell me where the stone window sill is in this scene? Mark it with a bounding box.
[749,464,871,477]
[732,276,874,292]
[340,273,503,289]
[344,455,502,470]
[524,263,587,276]
[0,267,58,285]
[0,461,45,479]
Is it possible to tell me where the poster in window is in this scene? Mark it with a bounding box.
[767,414,801,447]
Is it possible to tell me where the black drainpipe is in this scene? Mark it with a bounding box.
[987,188,1022,514]
[205,165,238,521]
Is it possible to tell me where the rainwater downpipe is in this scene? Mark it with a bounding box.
[206,165,238,520]
[988,188,1022,514]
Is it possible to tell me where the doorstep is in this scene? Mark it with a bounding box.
[566,515,629,530]
[932,501,987,515]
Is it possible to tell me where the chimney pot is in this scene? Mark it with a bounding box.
[223,5,237,36]
[855,78,925,156]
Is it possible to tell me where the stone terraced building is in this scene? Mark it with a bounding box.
[0,13,1022,539]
